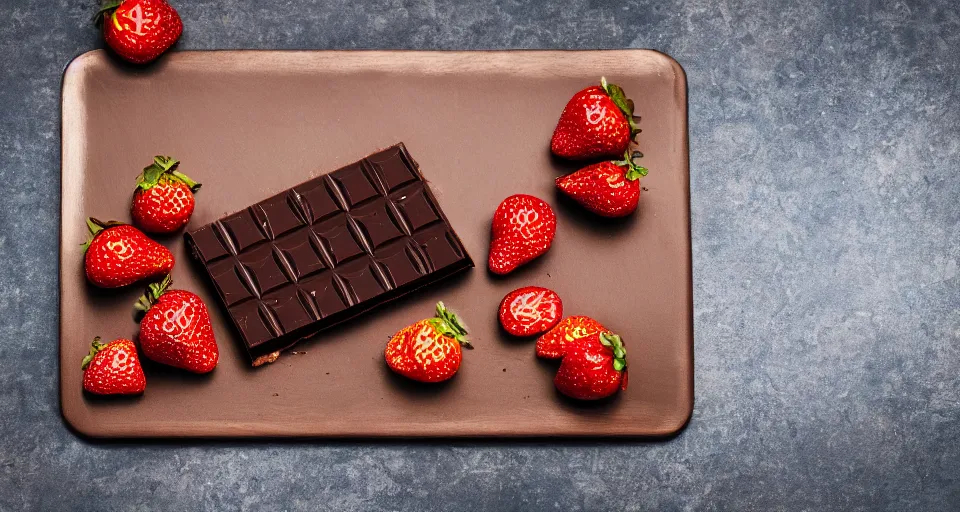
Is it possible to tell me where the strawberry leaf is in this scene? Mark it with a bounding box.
[93,0,122,26]
[135,156,195,191]
[600,77,641,141]
[599,332,614,347]
[605,84,634,118]
[616,149,649,181]
[134,275,172,316]
[171,170,202,192]
[625,166,648,181]
[81,217,123,252]
[600,331,628,372]
[433,301,471,348]
[86,217,105,237]
[81,337,106,370]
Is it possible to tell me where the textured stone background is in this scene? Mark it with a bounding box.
[1,0,958,510]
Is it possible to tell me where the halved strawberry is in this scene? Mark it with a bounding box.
[535,316,605,359]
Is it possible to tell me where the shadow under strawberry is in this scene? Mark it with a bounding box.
[83,278,145,313]
[547,149,584,175]
[82,391,144,406]
[553,386,625,414]
[381,363,459,397]
[138,355,216,383]
[97,42,181,74]
[145,230,185,246]
[552,186,642,234]
[496,322,540,344]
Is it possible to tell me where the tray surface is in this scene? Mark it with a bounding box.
[60,49,691,438]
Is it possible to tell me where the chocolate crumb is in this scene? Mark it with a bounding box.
[252,351,281,367]
[272,393,279,397]
[502,368,507,372]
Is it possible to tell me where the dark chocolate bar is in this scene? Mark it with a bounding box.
[185,144,473,365]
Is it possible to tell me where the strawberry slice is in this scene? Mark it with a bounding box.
[498,286,563,337]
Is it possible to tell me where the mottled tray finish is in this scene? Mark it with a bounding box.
[185,144,472,364]
[60,50,691,438]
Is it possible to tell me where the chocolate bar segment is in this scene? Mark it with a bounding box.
[186,144,473,364]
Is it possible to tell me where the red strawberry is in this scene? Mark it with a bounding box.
[535,316,605,359]
[551,77,640,160]
[83,218,175,288]
[81,337,146,395]
[556,152,648,217]
[385,302,471,383]
[135,276,219,373]
[488,194,557,275]
[96,0,182,65]
[554,331,628,400]
[498,286,563,337]
[131,156,201,233]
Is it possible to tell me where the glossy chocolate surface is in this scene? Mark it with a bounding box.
[185,144,473,363]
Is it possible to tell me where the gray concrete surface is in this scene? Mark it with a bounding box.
[1,0,958,510]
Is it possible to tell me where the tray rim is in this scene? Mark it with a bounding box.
[60,48,692,439]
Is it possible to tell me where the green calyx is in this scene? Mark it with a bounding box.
[80,217,124,252]
[135,156,201,193]
[600,76,641,142]
[134,275,172,315]
[613,150,649,181]
[429,301,472,348]
[81,337,107,370]
[93,0,122,26]
[598,331,627,372]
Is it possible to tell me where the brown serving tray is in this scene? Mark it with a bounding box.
[60,50,691,438]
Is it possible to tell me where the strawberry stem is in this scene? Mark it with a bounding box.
[134,275,173,316]
[136,156,201,192]
[613,150,649,181]
[171,170,202,192]
[81,337,107,370]
[432,301,471,348]
[599,331,627,372]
